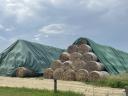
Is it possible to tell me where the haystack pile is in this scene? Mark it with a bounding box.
[44,43,109,81]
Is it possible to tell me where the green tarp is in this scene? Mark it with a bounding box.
[73,37,128,74]
[0,40,64,76]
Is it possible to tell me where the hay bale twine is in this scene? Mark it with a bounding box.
[89,71,109,81]
[78,44,92,54]
[76,69,89,81]
[62,61,73,71]
[67,45,78,53]
[70,52,83,61]
[59,52,70,62]
[53,68,64,80]
[16,67,35,77]
[63,69,76,81]
[51,60,62,70]
[73,60,87,71]
[43,68,53,79]
[82,52,97,62]
[85,61,105,72]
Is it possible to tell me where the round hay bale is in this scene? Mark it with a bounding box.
[62,61,73,71]
[70,52,83,61]
[85,61,105,72]
[78,44,92,54]
[51,60,62,70]
[53,68,64,80]
[73,60,87,71]
[16,67,35,77]
[59,52,70,62]
[89,71,109,81]
[67,45,78,53]
[82,52,97,62]
[63,69,76,81]
[43,68,53,79]
[76,69,89,81]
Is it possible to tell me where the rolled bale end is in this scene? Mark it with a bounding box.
[78,44,92,54]
[59,52,71,62]
[89,71,110,81]
[82,52,98,62]
[73,60,87,71]
[67,45,78,53]
[43,68,54,79]
[50,60,62,70]
[63,69,76,81]
[16,67,35,77]
[76,69,89,81]
[85,61,105,72]
[53,68,64,80]
[70,52,83,61]
[62,61,74,71]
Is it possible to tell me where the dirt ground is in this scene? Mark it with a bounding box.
[0,76,125,96]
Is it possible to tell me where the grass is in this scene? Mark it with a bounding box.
[86,73,128,88]
[0,87,83,96]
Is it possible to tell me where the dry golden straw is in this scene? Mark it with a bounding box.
[82,52,97,62]
[78,44,92,54]
[63,69,76,81]
[16,67,34,77]
[62,61,73,71]
[76,69,89,81]
[73,60,87,71]
[89,71,109,81]
[43,68,53,79]
[70,52,83,61]
[85,61,104,72]
[67,45,78,53]
[51,60,62,70]
[53,68,64,80]
[59,52,71,62]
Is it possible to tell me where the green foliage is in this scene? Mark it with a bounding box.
[0,87,82,96]
[86,73,128,88]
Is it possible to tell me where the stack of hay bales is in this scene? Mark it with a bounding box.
[44,43,109,81]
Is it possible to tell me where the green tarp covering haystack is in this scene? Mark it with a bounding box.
[73,37,128,74]
[0,37,128,77]
[0,40,64,76]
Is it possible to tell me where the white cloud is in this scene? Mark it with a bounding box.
[1,0,43,22]
[39,24,65,34]
[34,34,41,41]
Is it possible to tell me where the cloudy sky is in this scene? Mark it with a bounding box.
[0,0,128,52]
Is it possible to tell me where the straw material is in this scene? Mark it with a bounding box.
[53,68,64,80]
[82,52,97,62]
[70,52,83,61]
[63,69,76,81]
[62,61,73,71]
[89,71,109,80]
[73,60,87,71]
[16,67,35,77]
[43,68,53,79]
[51,60,62,70]
[85,61,104,72]
[76,69,89,81]
[78,44,92,54]
[59,52,71,62]
[67,45,78,53]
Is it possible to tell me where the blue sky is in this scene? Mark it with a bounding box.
[0,0,128,52]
